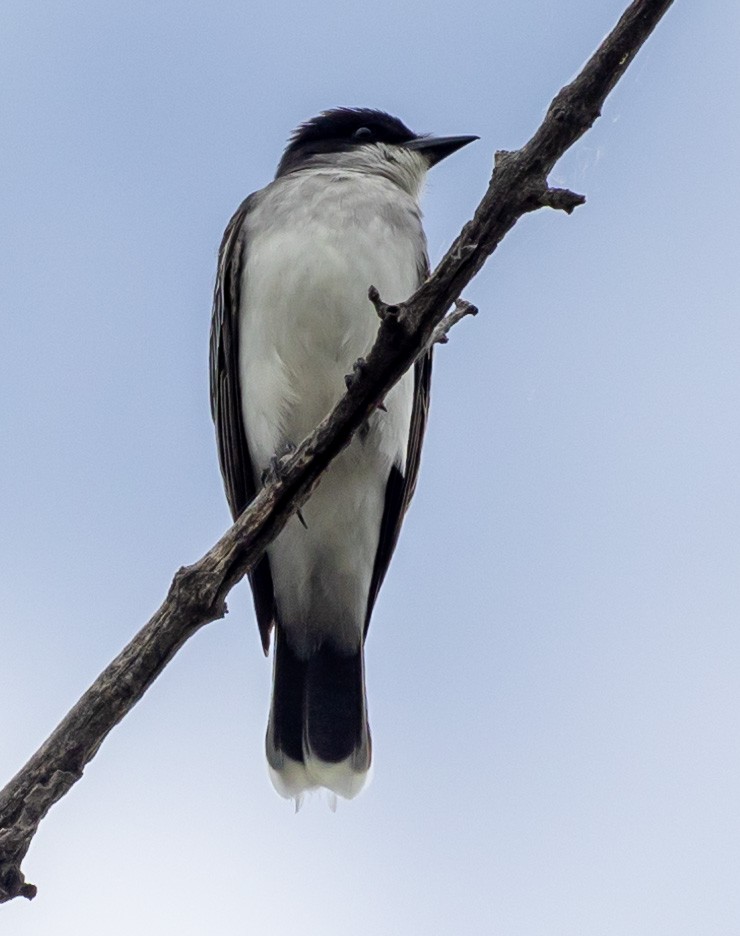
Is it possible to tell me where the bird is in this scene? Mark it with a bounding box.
[209,107,477,802]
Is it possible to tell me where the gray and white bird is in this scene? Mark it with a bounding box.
[210,108,476,802]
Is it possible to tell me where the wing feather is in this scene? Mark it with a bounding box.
[209,195,276,653]
[364,240,434,634]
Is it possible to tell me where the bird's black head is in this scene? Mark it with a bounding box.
[276,108,418,177]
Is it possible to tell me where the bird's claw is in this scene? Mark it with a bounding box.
[261,441,297,486]
[261,442,308,529]
[344,357,368,391]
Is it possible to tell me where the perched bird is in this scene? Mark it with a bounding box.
[210,108,476,802]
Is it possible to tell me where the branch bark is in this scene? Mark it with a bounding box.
[0,0,675,903]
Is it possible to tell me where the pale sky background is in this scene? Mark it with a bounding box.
[2,2,739,934]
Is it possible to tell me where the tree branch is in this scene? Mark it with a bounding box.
[0,0,675,903]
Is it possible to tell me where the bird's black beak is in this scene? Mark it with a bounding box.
[404,134,479,166]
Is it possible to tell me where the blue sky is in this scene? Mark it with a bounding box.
[2,1,739,933]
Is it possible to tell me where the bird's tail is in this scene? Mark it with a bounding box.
[266,626,371,802]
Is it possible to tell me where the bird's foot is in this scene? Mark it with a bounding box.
[261,442,307,528]
[344,357,386,411]
[344,357,367,391]
[261,440,297,485]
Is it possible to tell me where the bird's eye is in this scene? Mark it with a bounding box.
[352,127,374,141]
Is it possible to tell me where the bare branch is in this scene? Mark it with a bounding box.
[430,299,479,346]
[0,0,675,903]
[367,285,402,326]
[537,187,587,214]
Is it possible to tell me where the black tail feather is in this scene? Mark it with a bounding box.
[267,626,306,765]
[305,643,370,765]
[266,627,371,786]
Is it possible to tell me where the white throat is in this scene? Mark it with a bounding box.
[295,144,429,199]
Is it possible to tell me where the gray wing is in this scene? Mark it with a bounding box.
[364,254,433,635]
[209,194,276,654]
